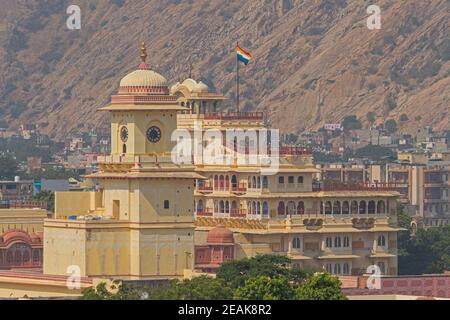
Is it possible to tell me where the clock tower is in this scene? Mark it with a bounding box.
[107,41,182,158]
[44,41,204,279]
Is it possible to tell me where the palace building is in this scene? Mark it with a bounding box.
[43,42,402,281]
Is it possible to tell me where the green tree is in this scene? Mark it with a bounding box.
[216,255,312,289]
[168,276,233,300]
[399,114,409,122]
[399,225,450,275]
[234,276,295,300]
[31,190,55,212]
[79,255,345,301]
[296,273,347,300]
[341,115,362,131]
[384,119,398,133]
[366,112,376,127]
[385,95,397,111]
[354,145,394,161]
[80,281,141,300]
[0,155,18,180]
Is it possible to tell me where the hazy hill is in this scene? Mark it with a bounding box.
[0,0,448,138]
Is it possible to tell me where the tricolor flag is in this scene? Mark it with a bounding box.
[236,44,252,65]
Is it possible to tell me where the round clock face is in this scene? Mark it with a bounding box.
[147,126,162,143]
[120,126,128,142]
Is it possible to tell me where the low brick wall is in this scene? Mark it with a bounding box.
[341,275,450,298]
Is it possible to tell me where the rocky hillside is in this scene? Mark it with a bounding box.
[0,0,448,138]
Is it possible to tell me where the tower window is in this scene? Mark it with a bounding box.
[164,200,170,209]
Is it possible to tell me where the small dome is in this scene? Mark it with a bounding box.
[193,81,209,93]
[120,69,168,87]
[181,78,198,91]
[207,225,234,244]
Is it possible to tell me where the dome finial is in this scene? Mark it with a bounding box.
[140,39,147,63]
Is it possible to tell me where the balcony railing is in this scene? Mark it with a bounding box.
[230,209,247,218]
[231,184,247,194]
[204,112,264,121]
[196,209,213,217]
[318,182,399,192]
[197,184,213,193]
[0,200,47,210]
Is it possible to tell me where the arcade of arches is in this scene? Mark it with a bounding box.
[0,230,43,270]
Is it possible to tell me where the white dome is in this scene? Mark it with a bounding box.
[181,78,198,91]
[120,69,168,87]
[193,81,209,93]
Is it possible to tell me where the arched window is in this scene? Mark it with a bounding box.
[219,175,225,191]
[293,237,301,249]
[197,200,204,212]
[334,263,341,275]
[342,201,350,215]
[333,201,341,215]
[214,175,219,190]
[263,176,269,189]
[378,262,386,273]
[257,202,261,215]
[202,101,207,114]
[231,175,238,188]
[343,263,350,275]
[278,202,285,216]
[297,201,305,215]
[377,235,386,247]
[257,177,261,189]
[325,201,332,215]
[122,144,127,154]
[343,236,350,248]
[287,201,296,215]
[252,202,257,215]
[334,237,342,248]
[351,201,358,214]
[225,201,230,214]
[14,251,22,265]
[359,201,367,214]
[23,251,30,263]
[368,201,376,214]
[252,176,257,189]
[326,264,333,273]
[377,200,386,214]
[231,200,237,212]
[6,251,13,264]
[33,250,40,263]
[225,176,230,190]
[245,136,250,155]
[219,200,225,213]
[262,202,269,216]
[326,237,333,248]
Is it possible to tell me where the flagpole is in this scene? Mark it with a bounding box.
[236,42,240,113]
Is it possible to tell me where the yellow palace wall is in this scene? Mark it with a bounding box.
[111,111,178,156]
[0,208,47,233]
[44,221,194,278]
